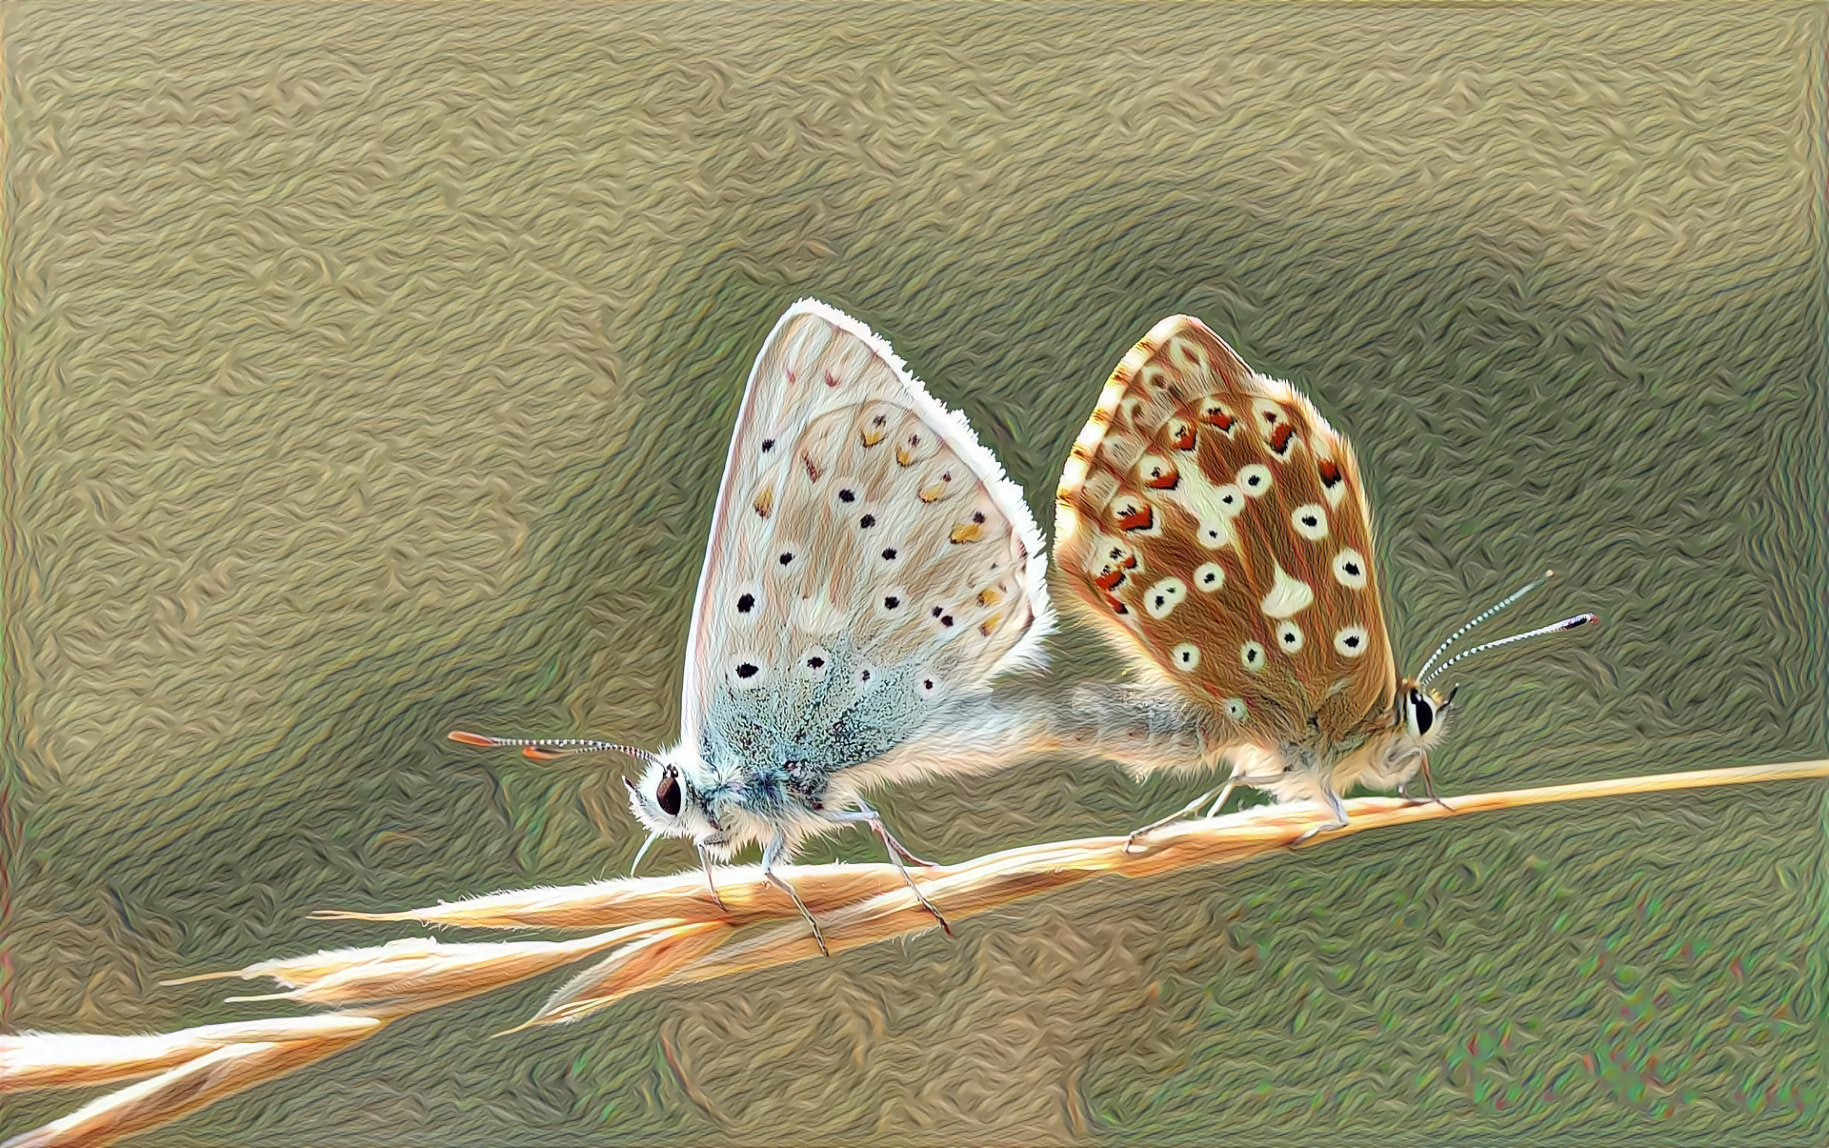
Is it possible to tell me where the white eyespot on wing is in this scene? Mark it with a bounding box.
[726,654,769,690]
[1109,492,1161,537]
[873,585,911,620]
[730,582,764,626]
[852,501,885,535]
[1135,453,1179,491]
[1260,564,1315,618]
[1240,640,1266,671]
[1236,464,1273,498]
[1143,577,1187,618]
[1290,504,1328,541]
[1332,548,1368,589]
[1170,642,1201,671]
[1334,626,1369,657]
[1196,514,1236,550]
[1193,562,1226,592]
[770,541,803,575]
[1223,697,1248,721]
[1197,397,1238,435]
[1276,620,1304,652]
[1251,398,1285,434]
[797,646,833,680]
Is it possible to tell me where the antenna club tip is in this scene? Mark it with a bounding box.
[448,731,495,747]
[523,746,565,762]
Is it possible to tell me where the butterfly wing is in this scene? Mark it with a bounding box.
[680,300,1054,784]
[1054,315,1396,753]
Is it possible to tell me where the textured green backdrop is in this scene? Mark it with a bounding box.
[4,1,1827,1144]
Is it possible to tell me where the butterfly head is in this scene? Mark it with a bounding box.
[624,748,730,866]
[1398,679,1457,752]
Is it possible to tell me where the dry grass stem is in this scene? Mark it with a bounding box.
[6,757,1825,1148]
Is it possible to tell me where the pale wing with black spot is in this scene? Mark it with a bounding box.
[681,300,1053,775]
[1054,315,1396,751]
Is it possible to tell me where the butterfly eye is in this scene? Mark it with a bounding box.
[1408,688,1435,737]
[655,768,682,817]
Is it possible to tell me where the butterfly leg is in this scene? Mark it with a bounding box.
[695,843,728,912]
[1292,787,1351,846]
[825,806,952,937]
[1398,755,1455,811]
[761,832,830,958]
[847,803,938,868]
[1124,769,1255,853]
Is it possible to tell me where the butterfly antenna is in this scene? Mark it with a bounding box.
[447,731,661,766]
[1420,613,1598,687]
[1416,569,1556,682]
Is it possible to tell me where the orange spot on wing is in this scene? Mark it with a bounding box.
[1116,504,1154,532]
[1318,459,1343,487]
[1171,423,1197,451]
[1144,464,1179,490]
[1269,422,1295,454]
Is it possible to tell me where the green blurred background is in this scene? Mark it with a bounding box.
[4,1,1826,1143]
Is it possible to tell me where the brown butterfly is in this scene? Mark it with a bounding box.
[1053,315,1597,844]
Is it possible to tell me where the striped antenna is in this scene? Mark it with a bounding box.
[1420,613,1599,688]
[447,731,661,766]
[1416,570,1556,682]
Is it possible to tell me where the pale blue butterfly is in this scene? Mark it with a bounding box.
[454,300,1055,953]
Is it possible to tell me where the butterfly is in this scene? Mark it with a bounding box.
[453,299,1055,953]
[1051,314,1596,844]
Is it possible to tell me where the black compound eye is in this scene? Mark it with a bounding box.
[1411,691,1434,737]
[655,768,682,817]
